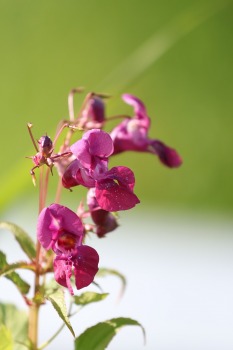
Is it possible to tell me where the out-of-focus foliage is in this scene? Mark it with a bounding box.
[0,0,232,214]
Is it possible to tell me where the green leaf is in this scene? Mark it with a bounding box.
[75,317,145,350]
[0,303,28,350]
[46,288,75,337]
[0,222,36,260]
[0,251,30,294]
[0,324,13,350]
[44,279,60,296]
[97,268,126,297]
[0,261,35,277]
[74,292,108,306]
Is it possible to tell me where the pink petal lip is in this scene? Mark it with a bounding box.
[37,204,83,250]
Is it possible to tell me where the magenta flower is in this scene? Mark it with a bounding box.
[37,203,99,294]
[87,188,118,238]
[62,129,140,212]
[110,94,182,168]
[78,95,105,130]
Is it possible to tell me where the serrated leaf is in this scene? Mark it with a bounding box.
[75,317,145,350]
[74,292,109,306]
[0,324,13,350]
[0,222,36,260]
[0,251,30,294]
[46,288,75,337]
[0,304,28,350]
[97,268,126,297]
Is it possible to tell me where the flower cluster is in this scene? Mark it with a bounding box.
[34,91,182,294]
[62,129,140,212]
[37,204,99,295]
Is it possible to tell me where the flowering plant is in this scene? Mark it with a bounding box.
[0,88,181,349]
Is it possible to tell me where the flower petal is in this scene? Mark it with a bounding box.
[74,245,99,289]
[37,204,83,250]
[92,209,118,238]
[49,204,84,238]
[122,94,147,118]
[87,188,118,237]
[70,139,92,168]
[37,207,55,249]
[82,96,105,124]
[54,258,74,295]
[150,140,183,168]
[62,159,81,188]
[84,129,114,158]
[104,166,136,191]
[95,179,140,212]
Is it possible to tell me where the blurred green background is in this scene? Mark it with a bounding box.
[0,0,233,215]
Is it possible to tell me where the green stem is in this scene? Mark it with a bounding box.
[28,167,49,349]
[28,303,39,350]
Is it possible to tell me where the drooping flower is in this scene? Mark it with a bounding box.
[62,129,140,212]
[37,203,99,294]
[78,95,105,130]
[110,94,182,168]
[87,188,118,238]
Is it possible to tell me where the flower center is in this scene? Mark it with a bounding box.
[57,232,77,251]
[126,119,140,133]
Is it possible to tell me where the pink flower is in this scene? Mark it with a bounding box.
[87,188,118,238]
[62,129,140,212]
[78,95,105,130]
[110,94,182,168]
[37,203,99,294]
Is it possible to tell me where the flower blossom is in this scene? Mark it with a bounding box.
[37,203,99,294]
[110,94,182,168]
[62,129,140,212]
[78,95,105,130]
[87,188,118,238]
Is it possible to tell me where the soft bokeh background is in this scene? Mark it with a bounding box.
[0,0,233,349]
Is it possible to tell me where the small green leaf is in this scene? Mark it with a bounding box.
[0,303,28,350]
[97,268,126,297]
[44,279,60,296]
[0,261,35,277]
[0,251,30,294]
[74,292,109,306]
[0,222,36,260]
[75,317,145,350]
[0,324,13,350]
[46,288,75,337]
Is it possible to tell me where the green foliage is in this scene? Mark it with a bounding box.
[73,292,109,306]
[0,304,28,350]
[44,279,60,296]
[75,317,145,350]
[0,222,36,260]
[0,324,13,350]
[0,251,30,294]
[46,287,75,337]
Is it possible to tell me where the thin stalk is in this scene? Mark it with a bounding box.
[42,167,50,208]
[28,165,50,349]
[106,114,131,121]
[53,122,69,148]
[54,177,63,204]
[68,87,84,121]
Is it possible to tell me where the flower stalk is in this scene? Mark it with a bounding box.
[24,88,182,349]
